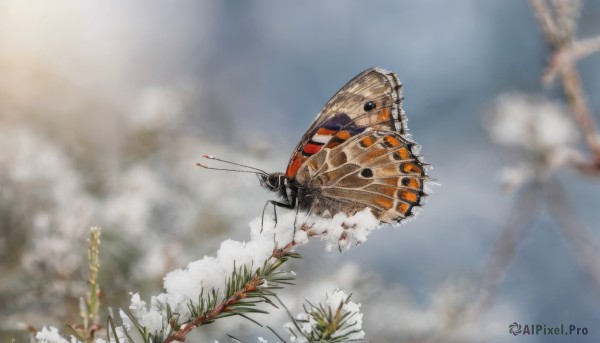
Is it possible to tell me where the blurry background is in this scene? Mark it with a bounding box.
[1,0,599,342]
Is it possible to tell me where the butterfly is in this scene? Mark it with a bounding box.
[200,67,428,224]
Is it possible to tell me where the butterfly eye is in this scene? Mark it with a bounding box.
[363,101,376,112]
[269,175,279,187]
[360,168,373,178]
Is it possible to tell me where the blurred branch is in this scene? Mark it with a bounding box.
[542,36,600,85]
[543,178,600,293]
[471,182,542,316]
[530,0,600,170]
[530,0,562,44]
[529,1,600,294]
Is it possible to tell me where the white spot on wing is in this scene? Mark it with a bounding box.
[312,133,332,144]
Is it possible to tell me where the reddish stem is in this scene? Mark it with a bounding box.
[162,240,301,343]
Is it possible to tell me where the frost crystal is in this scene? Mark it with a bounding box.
[285,289,365,342]
[120,293,168,334]
[322,289,364,340]
[250,207,380,252]
[35,327,72,343]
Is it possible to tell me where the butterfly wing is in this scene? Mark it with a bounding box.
[286,67,406,179]
[295,131,427,223]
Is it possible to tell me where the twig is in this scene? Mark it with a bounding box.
[543,178,600,293]
[471,182,542,315]
[163,274,266,343]
[542,36,600,85]
[530,0,561,45]
[530,0,600,166]
[162,235,305,342]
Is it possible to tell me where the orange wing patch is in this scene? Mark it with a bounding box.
[398,190,419,204]
[286,155,304,178]
[402,177,421,189]
[401,162,423,174]
[335,130,351,140]
[316,127,336,135]
[377,109,390,122]
[383,135,400,147]
[397,202,412,216]
[397,147,411,160]
[359,136,376,148]
[373,196,394,210]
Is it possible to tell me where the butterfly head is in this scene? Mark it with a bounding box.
[259,172,285,192]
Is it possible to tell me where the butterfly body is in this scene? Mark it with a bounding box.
[257,66,428,225]
[258,172,317,213]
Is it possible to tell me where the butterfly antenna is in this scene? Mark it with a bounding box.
[198,155,269,175]
[196,163,266,175]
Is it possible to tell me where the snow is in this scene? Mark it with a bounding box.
[285,289,365,342]
[485,93,578,152]
[322,290,364,340]
[120,207,381,336]
[249,207,380,252]
[35,327,75,343]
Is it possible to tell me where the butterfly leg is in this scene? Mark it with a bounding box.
[292,204,300,241]
[261,200,293,233]
[291,201,317,243]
